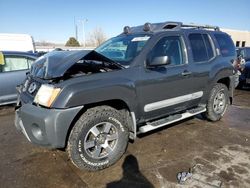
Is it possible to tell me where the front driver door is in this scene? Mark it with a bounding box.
[137,35,202,121]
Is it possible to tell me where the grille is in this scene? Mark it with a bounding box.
[22,77,42,96]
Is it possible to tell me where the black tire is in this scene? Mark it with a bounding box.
[202,83,229,122]
[67,106,129,171]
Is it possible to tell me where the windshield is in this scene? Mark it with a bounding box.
[95,34,151,66]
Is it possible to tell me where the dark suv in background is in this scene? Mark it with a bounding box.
[235,47,250,88]
[15,21,236,171]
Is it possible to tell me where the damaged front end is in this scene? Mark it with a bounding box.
[18,50,123,108]
[14,50,126,148]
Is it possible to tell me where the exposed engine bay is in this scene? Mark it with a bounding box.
[30,50,124,81]
[65,59,117,78]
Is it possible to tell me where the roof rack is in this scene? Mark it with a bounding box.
[181,23,220,31]
[123,21,220,34]
[161,22,220,31]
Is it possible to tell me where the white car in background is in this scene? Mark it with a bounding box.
[0,33,36,53]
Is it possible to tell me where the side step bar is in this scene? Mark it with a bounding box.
[138,106,206,134]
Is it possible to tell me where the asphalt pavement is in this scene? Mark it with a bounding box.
[0,89,250,188]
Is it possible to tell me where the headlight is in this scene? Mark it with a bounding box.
[34,85,61,107]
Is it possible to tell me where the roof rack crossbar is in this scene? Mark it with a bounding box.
[181,23,220,31]
[162,21,220,31]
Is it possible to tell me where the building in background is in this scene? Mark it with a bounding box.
[222,29,250,47]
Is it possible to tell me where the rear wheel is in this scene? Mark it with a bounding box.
[67,106,129,171]
[202,83,229,121]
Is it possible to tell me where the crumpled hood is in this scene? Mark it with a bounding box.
[30,50,122,79]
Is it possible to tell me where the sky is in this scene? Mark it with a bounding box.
[0,0,250,44]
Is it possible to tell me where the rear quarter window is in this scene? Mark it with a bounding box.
[214,34,235,57]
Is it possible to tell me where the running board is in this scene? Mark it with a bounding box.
[138,106,206,134]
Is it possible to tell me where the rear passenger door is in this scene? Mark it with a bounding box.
[0,55,34,104]
[187,32,216,99]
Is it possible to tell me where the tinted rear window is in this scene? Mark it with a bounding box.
[189,34,208,62]
[189,33,214,62]
[214,34,235,57]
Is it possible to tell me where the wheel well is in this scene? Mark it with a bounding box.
[63,99,133,149]
[84,99,130,111]
[217,77,230,89]
[217,77,233,104]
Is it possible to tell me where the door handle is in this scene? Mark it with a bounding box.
[181,70,192,76]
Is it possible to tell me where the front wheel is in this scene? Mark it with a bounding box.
[202,83,229,122]
[67,106,129,171]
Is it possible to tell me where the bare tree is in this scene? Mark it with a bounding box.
[88,27,107,47]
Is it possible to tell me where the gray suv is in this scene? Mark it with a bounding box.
[15,21,236,171]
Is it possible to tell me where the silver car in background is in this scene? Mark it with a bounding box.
[0,51,38,105]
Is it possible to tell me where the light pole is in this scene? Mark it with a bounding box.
[74,17,78,41]
[79,19,88,48]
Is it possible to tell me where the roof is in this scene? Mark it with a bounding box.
[1,51,38,58]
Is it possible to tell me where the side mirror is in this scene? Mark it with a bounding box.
[147,55,170,67]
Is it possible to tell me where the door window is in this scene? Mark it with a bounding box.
[151,36,184,66]
[189,34,207,62]
[1,56,31,72]
[189,33,215,62]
